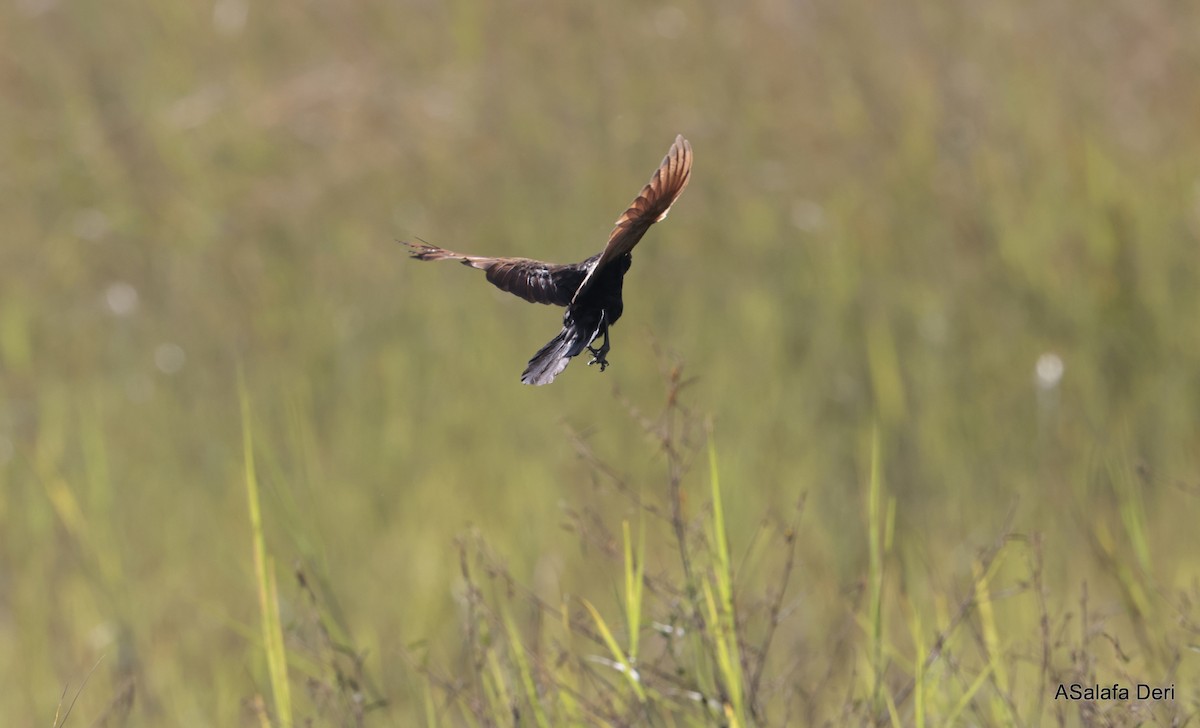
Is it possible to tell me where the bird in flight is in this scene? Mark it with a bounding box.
[402,134,692,385]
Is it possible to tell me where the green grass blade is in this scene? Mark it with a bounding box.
[908,608,925,728]
[706,438,746,724]
[240,373,293,728]
[943,664,994,725]
[580,597,646,703]
[500,604,552,728]
[623,519,646,664]
[484,647,513,723]
[424,678,440,728]
[867,425,885,711]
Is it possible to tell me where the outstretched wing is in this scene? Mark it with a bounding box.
[402,240,583,306]
[572,134,692,303]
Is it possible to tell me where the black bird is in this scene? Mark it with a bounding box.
[403,135,692,385]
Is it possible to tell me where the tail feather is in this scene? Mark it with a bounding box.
[521,324,590,386]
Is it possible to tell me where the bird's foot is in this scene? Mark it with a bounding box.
[586,318,611,372]
[586,347,609,372]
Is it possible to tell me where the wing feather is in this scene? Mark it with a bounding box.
[572,135,692,303]
[401,240,579,306]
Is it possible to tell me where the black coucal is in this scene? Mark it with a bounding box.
[402,134,692,385]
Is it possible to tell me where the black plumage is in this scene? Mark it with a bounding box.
[403,135,692,385]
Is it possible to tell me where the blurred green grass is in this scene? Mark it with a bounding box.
[3,0,1200,724]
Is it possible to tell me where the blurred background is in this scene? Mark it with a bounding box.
[3,0,1200,724]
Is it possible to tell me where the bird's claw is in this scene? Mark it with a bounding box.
[586,347,609,371]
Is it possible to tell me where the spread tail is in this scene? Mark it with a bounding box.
[521,321,595,386]
[521,327,582,386]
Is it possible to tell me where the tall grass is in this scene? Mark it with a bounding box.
[413,369,1200,726]
[416,372,779,725]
